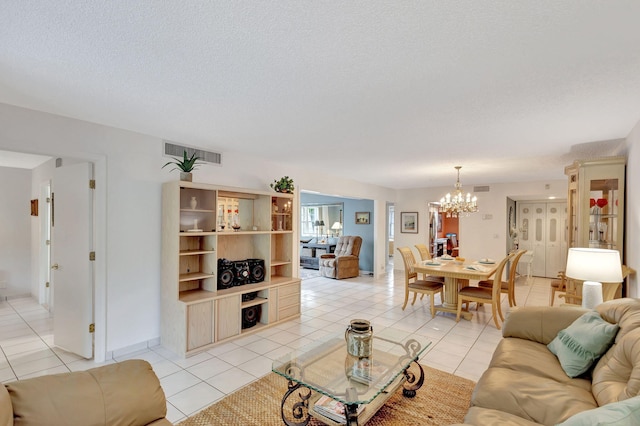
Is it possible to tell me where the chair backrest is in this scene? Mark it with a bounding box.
[491,253,515,298]
[397,247,418,281]
[334,236,362,257]
[414,244,432,261]
[508,249,527,284]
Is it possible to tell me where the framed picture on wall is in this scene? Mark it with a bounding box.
[355,211,370,224]
[401,212,418,233]
[437,213,443,232]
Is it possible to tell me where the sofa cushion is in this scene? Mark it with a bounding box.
[0,384,13,426]
[463,406,541,426]
[471,367,597,424]
[596,298,640,343]
[489,338,591,391]
[548,311,619,378]
[556,395,640,426]
[6,359,166,426]
[592,327,640,406]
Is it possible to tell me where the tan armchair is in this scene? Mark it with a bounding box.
[319,236,362,279]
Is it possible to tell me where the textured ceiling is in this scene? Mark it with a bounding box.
[1,1,639,188]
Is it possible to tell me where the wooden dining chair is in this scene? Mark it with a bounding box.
[477,249,526,307]
[456,253,513,329]
[397,247,444,317]
[414,244,445,283]
[549,271,567,306]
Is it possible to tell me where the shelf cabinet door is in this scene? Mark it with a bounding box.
[187,301,214,351]
[216,295,241,341]
[565,157,625,259]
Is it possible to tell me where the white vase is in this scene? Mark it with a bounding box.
[190,196,197,210]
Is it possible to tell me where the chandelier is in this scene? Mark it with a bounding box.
[440,166,478,218]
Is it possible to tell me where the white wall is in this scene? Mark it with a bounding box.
[625,119,639,297]
[394,180,568,267]
[0,102,396,357]
[0,167,32,295]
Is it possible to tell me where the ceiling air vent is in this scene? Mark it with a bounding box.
[473,185,490,193]
[163,141,222,166]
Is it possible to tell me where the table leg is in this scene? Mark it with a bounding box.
[280,380,311,426]
[402,359,425,397]
[435,277,473,319]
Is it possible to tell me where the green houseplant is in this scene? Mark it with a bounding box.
[162,150,201,182]
[270,176,294,193]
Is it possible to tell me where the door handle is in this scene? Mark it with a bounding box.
[51,264,59,270]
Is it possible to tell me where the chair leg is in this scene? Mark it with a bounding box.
[550,288,556,306]
[402,288,409,310]
[430,292,436,318]
[497,297,504,322]
[411,292,418,306]
[491,302,501,330]
[420,294,425,300]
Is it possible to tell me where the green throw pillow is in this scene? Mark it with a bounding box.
[556,395,640,426]
[547,311,619,378]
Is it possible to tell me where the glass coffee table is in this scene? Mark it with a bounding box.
[272,327,430,425]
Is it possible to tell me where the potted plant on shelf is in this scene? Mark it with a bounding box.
[270,176,294,193]
[162,150,202,182]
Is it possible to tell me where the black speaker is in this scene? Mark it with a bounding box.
[233,260,250,286]
[217,258,234,290]
[242,305,261,329]
[247,258,265,283]
[242,291,258,302]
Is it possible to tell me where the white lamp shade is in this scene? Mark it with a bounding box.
[565,248,623,283]
[331,222,343,230]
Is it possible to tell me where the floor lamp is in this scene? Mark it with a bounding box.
[565,248,623,309]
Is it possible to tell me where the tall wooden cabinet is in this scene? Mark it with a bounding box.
[161,182,300,357]
[565,157,626,259]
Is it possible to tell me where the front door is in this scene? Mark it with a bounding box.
[51,162,94,358]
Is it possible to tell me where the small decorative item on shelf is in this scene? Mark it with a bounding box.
[270,176,294,193]
[162,150,202,182]
[232,224,241,231]
[190,196,197,210]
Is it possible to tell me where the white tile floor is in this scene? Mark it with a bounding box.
[0,271,553,423]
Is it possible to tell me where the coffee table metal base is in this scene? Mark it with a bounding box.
[280,360,424,426]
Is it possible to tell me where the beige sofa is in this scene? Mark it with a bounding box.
[459,298,640,425]
[1,359,170,426]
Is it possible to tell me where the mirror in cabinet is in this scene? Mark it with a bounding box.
[588,179,620,250]
[272,196,293,231]
[217,191,272,232]
[180,187,217,233]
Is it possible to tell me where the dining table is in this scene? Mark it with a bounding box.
[414,258,500,320]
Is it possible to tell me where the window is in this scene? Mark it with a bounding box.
[301,206,320,236]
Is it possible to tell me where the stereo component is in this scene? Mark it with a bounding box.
[242,305,261,329]
[217,258,234,290]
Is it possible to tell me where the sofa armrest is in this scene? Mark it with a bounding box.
[0,385,12,426]
[334,255,358,264]
[320,253,336,259]
[502,305,587,345]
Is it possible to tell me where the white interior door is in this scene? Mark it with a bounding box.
[518,203,546,277]
[545,202,567,277]
[39,181,52,310]
[51,162,94,359]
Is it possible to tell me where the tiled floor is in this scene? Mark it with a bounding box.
[0,271,552,423]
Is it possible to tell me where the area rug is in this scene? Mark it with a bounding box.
[178,365,475,425]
